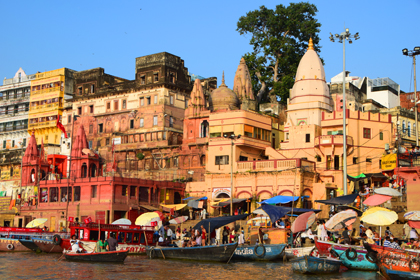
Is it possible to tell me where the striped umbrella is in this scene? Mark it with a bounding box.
[169,216,189,224]
[404,211,420,221]
[325,210,357,232]
[291,211,316,233]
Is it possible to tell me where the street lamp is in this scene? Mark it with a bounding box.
[329,28,360,195]
[223,133,241,215]
[403,47,420,146]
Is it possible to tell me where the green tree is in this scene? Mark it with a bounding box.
[237,2,322,104]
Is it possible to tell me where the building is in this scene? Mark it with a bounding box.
[0,68,36,198]
[28,68,75,155]
[15,126,185,230]
[367,77,400,109]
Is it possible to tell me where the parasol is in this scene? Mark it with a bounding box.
[361,207,398,239]
[363,194,392,206]
[135,212,163,227]
[336,205,363,217]
[325,210,357,232]
[291,212,316,233]
[374,187,402,197]
[26,218,48,228]
[169,216,189,224]
[404,211,420,221]
[111,218,132,225]
[154,211,165,221]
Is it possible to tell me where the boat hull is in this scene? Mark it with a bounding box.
[333,245,377,271]
[64,249,129,262]
[0,238,32,252]
[33,238,64,253]
[290,256,342,274]
[147,243,238,262]
[381,266,420,280]
[19,240,41,253]
[232,244,286,261]
[61,239,148,254]
[284,246,314,260]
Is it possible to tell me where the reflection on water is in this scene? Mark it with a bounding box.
[0,253,382,280]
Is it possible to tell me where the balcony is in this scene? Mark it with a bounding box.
[30,102,61,113]
[31,86,62,96]
[236,159,313,172]
[314,135,354,147]
[28,121,56,129]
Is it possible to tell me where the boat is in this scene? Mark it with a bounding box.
[332,244,377,271]
[19,239,42,253]
[147,243,238,262]
[364,242,420,280]
[32,234,70,253]
[64,249,129,262]
[60,222,155,254]
[290,255,342,274]
[232,243,286,261]
[283,246,314,260]
[0,227,45,252]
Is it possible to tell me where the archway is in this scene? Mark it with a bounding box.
[81,163,87,178]
[200,120,209,138]
[30,169,36,183]
[90,164,97,177]
[216,192,230,199]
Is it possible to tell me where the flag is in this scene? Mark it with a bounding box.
[170,207,175,216]
[56,115,67,138]
[68,217,74,222]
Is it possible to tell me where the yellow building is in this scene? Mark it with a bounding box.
[28,68,75,154]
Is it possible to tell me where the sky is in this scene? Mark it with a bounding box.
[1,0,419,93]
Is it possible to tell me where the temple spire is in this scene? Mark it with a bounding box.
[307,37,314,51]
[220,71,227,87]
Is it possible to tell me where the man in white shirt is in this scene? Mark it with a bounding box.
[410,228,419,239]
[70,235,82,253]
[166,226,173,241]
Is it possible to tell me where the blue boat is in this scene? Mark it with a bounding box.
[333,245,377,271]
[290,255,342,274]
[381,266,420,280]
[232,243,286,261]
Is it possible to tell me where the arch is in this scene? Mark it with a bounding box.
[30,169,36,183]
[237,191,252,199]
[90,163,97,177]
[200,120,209,138]
[81,163,87,178]
[302,188,313,209]
[200,155,206,166]
[257,190,272,202]
[278,189,293,196]
[174,192,182,204]
[215,192,230,199]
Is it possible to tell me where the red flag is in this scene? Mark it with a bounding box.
[56,115,67,138]
[170,207,175,216]
[68,217,74,222]
[112,158,117,171]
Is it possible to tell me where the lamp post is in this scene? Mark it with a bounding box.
[329,28,360,195]
[223,133,241,216]
[403,47,420,146]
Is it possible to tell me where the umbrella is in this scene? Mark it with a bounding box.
[325,210,357,232]
[361,207,398,239]
[154,211,165,221]
[111,218,132,225]
[26,218,48,228]
[404,211,420,221]
[135,212,162,227]
[363,194,392,206]
[374,187,402,197]
[291,212,316,233]
[336,205,363,217]
[169,216,189,225]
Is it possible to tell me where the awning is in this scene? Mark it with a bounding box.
[213,198,248,207]
[315,193,359,205]
[258,195,309,205]
[259,204,321,223]
[182,196,207,201]
[192,214,248,233]
[160,204,187,212]
[139,205,160,211]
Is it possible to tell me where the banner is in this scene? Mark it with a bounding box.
[68,217,74,222]
[84,217,92,224]
[381,154,397,171]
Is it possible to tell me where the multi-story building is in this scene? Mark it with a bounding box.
[28,68,75,155]
[0,68,36,199]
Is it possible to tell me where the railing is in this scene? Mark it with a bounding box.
[237,159,299,172]
[30,102,60,113]
[314,135,354,147]
[28,121,56,129]
[31,86,62,96]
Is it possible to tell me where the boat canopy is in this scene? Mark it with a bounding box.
[258,195,309,205]
[192,214,248,233]
[314,193,359,205]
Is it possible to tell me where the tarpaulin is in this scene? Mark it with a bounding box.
[182,196,207,201]
[214,198,247,207]
[258,195,307,205]
[192,214,248,233]
[363,194,392,206]
[315,193,359,205]
[260,204,321,223]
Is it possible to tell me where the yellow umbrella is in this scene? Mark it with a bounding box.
[160,203,188,211]
[135,212,162,227]
[361,207,398,240]
[26,218,48,228]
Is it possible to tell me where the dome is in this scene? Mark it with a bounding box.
[210,72,239,111]
[295,38,325,82]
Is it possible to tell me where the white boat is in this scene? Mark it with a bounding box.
[284,246,314,260]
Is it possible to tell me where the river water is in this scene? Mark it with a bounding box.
[0,252,382,279]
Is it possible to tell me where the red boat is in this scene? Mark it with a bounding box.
[60,222,156,254]
[0,227,44,252]
[364,243,420,280]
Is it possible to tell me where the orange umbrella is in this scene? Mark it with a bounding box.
[291,212,316,233]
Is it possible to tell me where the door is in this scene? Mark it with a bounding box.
[334,155,340,170]
[18,219,23,228]
[50,216,56,232]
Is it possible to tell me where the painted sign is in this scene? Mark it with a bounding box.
[112,137,121,145]
[212,188,231,199]
[381,154,397,170]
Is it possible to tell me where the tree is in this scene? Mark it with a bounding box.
[237,3,322,104]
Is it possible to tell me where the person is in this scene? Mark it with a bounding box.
[238,227,245,245]
[320,221,328,242]
[390,238,402,250]
[153,227,159,243]
[403,223,411,239]
[238,207,242,215]
[201,208,207,220]
[176,227,181,240]
[258,227,265,244]
[279,219,285,229]
[383,236,391,247]
[385,226,392,237]
[70,235,83,253]
[95,237,108,252]
[359,221,365,236]
[315,221,322,239]
[230,230,236,243]
[200,225,207,246]
[366,227,375,244]
[190,230,202,246]
[215,227,221,245]
[158,233,164,242]
[410,228,419,240]
[106,233,118,251]
[166,226,173,241]
[210,230,216,245]
[234,208,238,215]
[341,227,350,245]
[373,229,380,245]
[222,226,229,244]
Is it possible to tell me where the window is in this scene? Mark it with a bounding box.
[153,116,158,126]
[239,156,248,161]
[154,73,159,82]
[215,155,229,165]
[140,75,145,85]
[286,133,289,140]
[78,87,82,94]
[366,158,372,163]
[154,95,158,104]
[130,186,136,197]
[91,84,95,93]
[106,138,110,145]
[305,134,310,143]
[78,107,82,115]
[88,141,92,149]
[97,140,100,147]
[169,117,174,128]
[379,131,383,140]
[22,138,26,147]
[68,115,72,124]
[244,125,253,138]
[98,124,103,133]
[363,128,371,139]
[130,119,134,129]
[140,118,144,127]
[12,140,15,147]
[402,120,406,133]
[170,95,174,105]
[146,97,151,105]
[122,100,127,109]
[408,122,412,137]
[122,185,127,196]
[89,105,94,114]
[74,186,80,201]
[140,98,144,106]
[89,125,93,134]
[334,155,340,170]
[91,185,97,198]
[353,157,358,164]
[106,102,111,110]
[114,100,119,110]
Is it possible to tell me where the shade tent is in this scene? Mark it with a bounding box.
[258,195,308,205]
[192,214,248,234]
[260,204,320,223]
[315,193,359,205]
[213,198,248,207]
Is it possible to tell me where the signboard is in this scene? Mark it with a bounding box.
[84,217,92,224]
[212,188,231,199]
[112,137,121,145]
[68,217,74,222]
[381,153,397,171]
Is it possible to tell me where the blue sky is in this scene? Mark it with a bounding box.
[1,1,419,93]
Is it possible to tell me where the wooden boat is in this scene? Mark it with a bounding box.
[290,255,342,274]
[332,244,377,271]
[283,246,314,260]
[364,243,420,280]
[232,243,286,261]
[19,239,42,253]
[64,249,129,262]
[147,243,238,262]
[0,227,44,252]
[32,234,70,253]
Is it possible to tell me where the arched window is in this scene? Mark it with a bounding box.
[408,122,412,137]
[200,120,209,138]
[402,120,406,133]
[90,164,97,177]
[81,163,87,178]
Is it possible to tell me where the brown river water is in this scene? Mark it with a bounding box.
[0,252,382,279]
